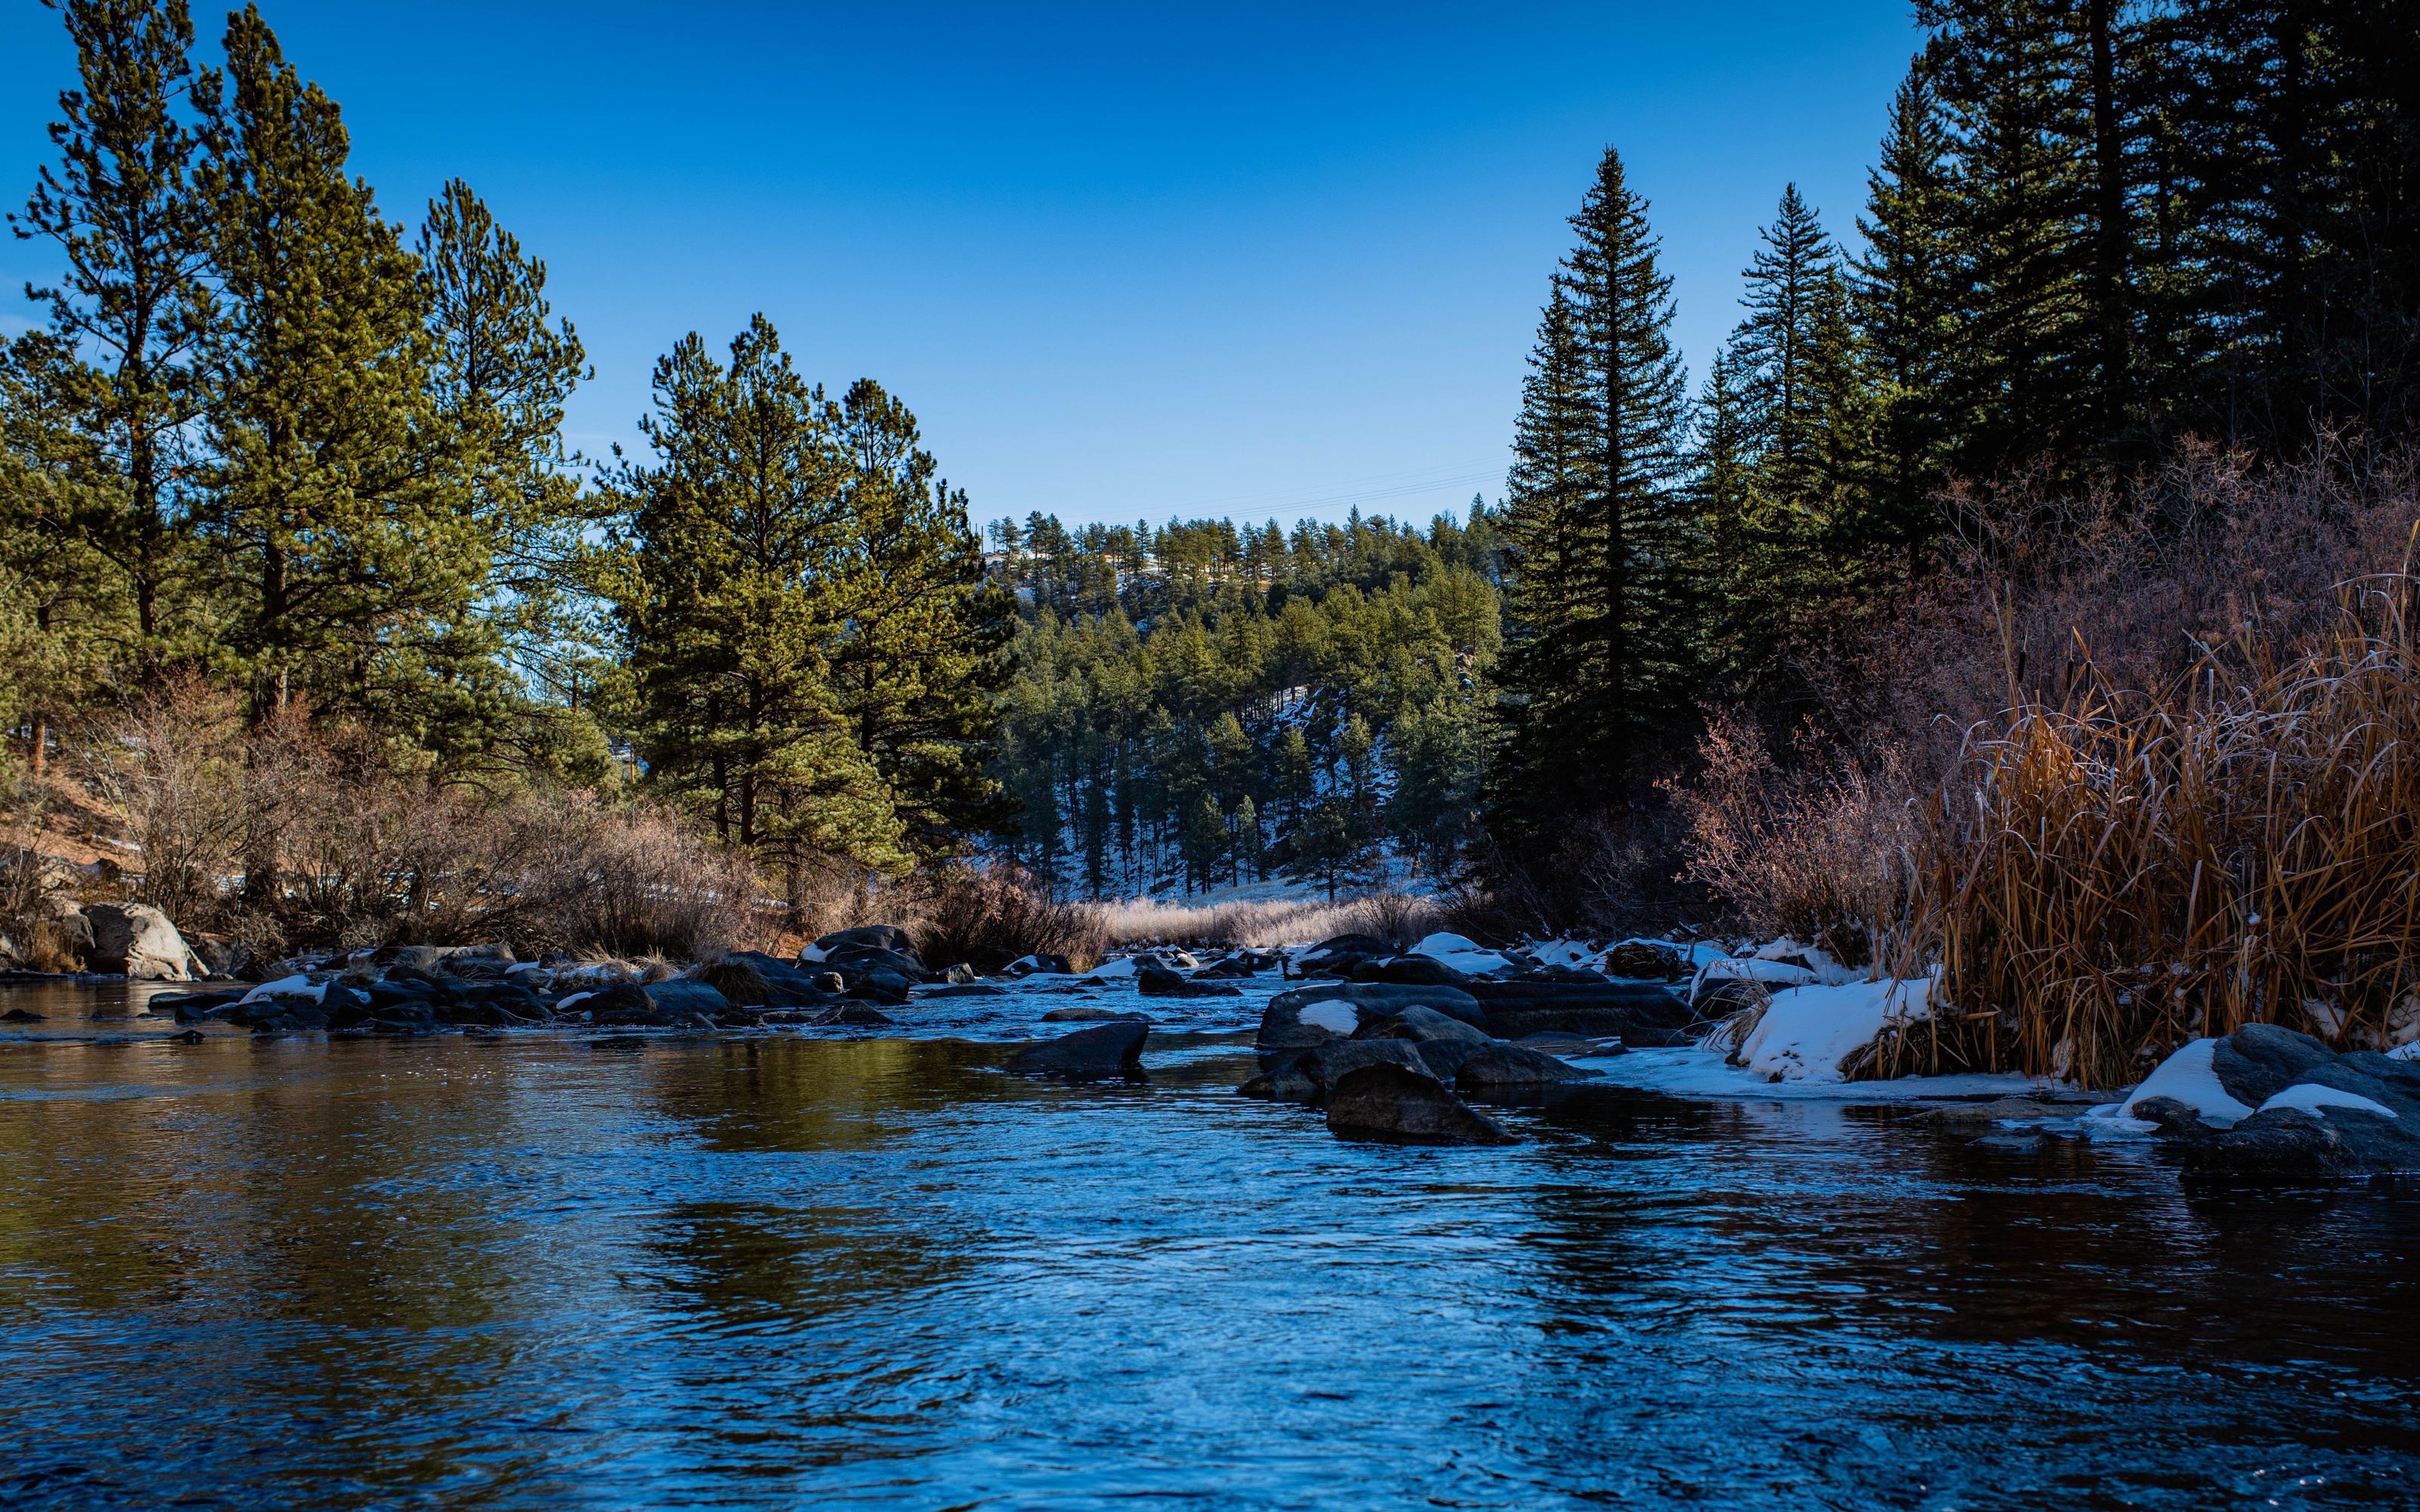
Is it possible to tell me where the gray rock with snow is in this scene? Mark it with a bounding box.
[2135,1024,2420,1176]
[1257,982,1485,1052]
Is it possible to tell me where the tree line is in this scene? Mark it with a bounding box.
[2,1,1012,908]
[1487,0,2420,847]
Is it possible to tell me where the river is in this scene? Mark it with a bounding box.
[3,978,2416,1509]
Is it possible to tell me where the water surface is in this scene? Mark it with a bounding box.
[3,979,2415,1510]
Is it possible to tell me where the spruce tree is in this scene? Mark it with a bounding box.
[1489,144,1693,832]
[1853,62,1960,549]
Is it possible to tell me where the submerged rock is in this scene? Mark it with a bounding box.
[1453,1043,1600,1089]
[1137,961,1241,998]
[1325,1063,1517,1145]
[1007,1020,1148,1080]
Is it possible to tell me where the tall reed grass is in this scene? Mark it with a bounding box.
[1094,891,1444,950]
[1879,569,2420,1086]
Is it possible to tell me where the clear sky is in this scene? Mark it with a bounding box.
[2,1,1924,532]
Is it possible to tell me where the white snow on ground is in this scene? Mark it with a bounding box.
[1689,956,1819,1001]
[1410,932,1513,974]
[2258,1083,2399,1119]
[2112,1038,2257,1125]
[238,974,325,1005]
[1732,976,1935,1083]
[1578,1046,2040,1102]
[1528,939,1601,969]
[1298,999,1360,1035]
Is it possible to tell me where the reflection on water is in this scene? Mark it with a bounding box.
[3,988,2417,1510]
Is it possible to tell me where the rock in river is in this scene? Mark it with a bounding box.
[1325,1063,1517,1145]
[1257,983,1485,1051]
[1007,1020,1149,1080]
[1137,960,1241,998]
[1453,1043,1601,1089]
[2118,1024,2420,1176]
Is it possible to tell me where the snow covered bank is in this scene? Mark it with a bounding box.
[1726,975,1937,1083]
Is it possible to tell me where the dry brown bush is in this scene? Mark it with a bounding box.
[1666,713,1916,966]
[913,863,1107,971]
[1092,891,1445,950]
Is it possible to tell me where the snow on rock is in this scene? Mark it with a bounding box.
[2391,1041,2420,1063]
[1733,976,1934,1083]
[1410,932,1512,974]
[2111,1038,2257,1126]
[1528,939,1602,969]
[238,973,326,1005]
[1298,999,1360,1036]
[555,990,597,1012]
[1088,957,1139,979]
[2257,1083,2400,1120]
[796,942,830,964]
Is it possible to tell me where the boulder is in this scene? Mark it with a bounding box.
[187,934,250,980]
[1364,1004,1491,1045]
[82,903,201,981]
[2131,1025,2420,1176]
[1193,955,1261,979]
[1466,981,1693,1045]
[1002,953,1075,978]
[1257,982,1485,1052]
[943,962,982,984]
[1007,1020,1148,1080]
[1042,1005,1148,1022]
[1602,940,1688,980]
[647,979,734,1018]
[1325,1063,1517,1145]
[585,981,671,1026]
[1454,1043,1601,1089]
[1354,955,1477,988]
[811,925,918,959]
[1137,961,1242,998]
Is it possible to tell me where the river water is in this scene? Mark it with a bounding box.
[3,979,2417,1510]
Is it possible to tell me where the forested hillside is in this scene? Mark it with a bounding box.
[982,508,1503,899]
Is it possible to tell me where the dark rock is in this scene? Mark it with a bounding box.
[2140,1026,2420,1176]
[2209,1023,2340,1108]
[821,1003,895,1026]
[1454,1043,1601,1089]
[2,1007,43,1022]
[1326,1063,1517,1145]
[814,971,847,994]
[1472,982,1692,1045]
[587,1034,647,1050]
[585,981,671,1027]
[693,958,775,1007]
[1137,961,1242,998]
[1295,1037,1437,1089]
[1258,982,1485,1052]
[1002,953,1075,978]
[188,934,250,980]
[1193,955,1261,978]
[814,924,920,958]
[168,1028,205,1044]
[1293,933,1399,979]
[1007,1020,1148,1080]
[1506,963,1612,984]
[154,989,255,1024]
[1362,1003,1491,1045]
[1354,955,1477,987]
[1602,940,1688,980]
[1043,1005,1147,1022]
[646,979,734,1018]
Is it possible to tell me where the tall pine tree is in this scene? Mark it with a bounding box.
[1488,145,1694,834]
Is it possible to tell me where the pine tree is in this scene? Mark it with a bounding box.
[608,314,904,875]
[822,377,1018,851]
[1488,144,1695,832]
[13,0,212,655]
[194,5,482,724]
[1733,184,1835,504]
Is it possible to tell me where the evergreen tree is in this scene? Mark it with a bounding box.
[1488,145,1695,833]
[1853,61,1960,549]
[822,377,1018,851]
[194,5,482,724]
[608,315,904,875]
[13,0,212,655]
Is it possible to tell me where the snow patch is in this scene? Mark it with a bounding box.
[238,974,325,1005]
[1298,999,1360,1035]
[1733,977,1934,1083]
[1586,1046,2039,1102]
[2390,1040,2420,1062]
[796,943,830,964]
[2114,1038,2256,1126]
[2258,1083,2399,1120]
[554,990,597,1012]
[1410,932,1512,973]
[1088,957,1139,978]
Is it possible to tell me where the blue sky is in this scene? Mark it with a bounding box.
[2,1,1924,531]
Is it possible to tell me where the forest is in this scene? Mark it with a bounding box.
[5,0,2420,1032]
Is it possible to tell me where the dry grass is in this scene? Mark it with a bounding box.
[1879,574,2420,1086]
[1095,890,1444,949]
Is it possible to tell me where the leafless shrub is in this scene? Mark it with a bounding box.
[82,671,247,927]
[1666,712,1917,966]
[913,863,1107,971]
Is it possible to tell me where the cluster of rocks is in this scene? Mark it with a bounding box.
[1240,978,1677,1144]
[2124,1024,2420,1176]
[141,925,982,1037]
